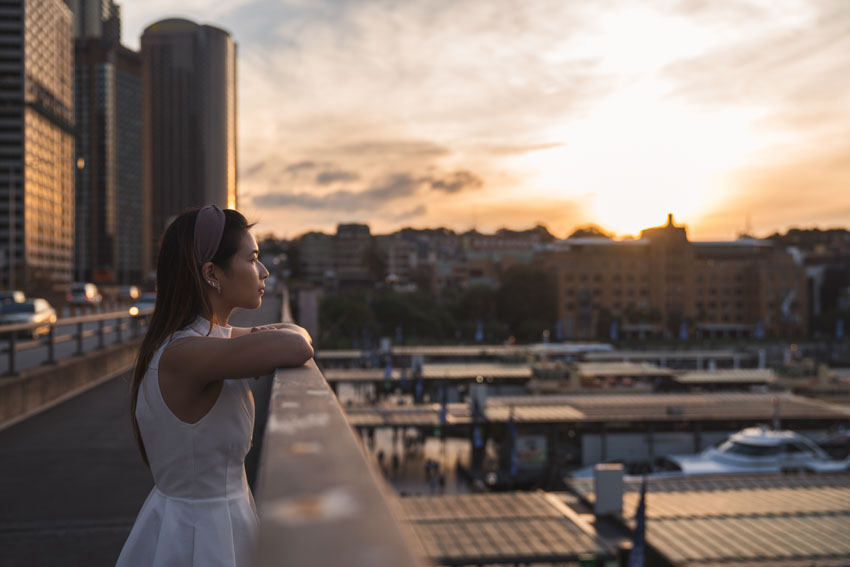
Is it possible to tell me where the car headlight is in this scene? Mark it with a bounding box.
[129,306,139,316]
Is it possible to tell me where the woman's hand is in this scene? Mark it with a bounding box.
[250,323,312,345]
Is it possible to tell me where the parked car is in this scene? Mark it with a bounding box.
[0,298,57,338]
[0,290,26,305]
[129,292,156,317]
[67,282,102,306]
[117,285,140,301]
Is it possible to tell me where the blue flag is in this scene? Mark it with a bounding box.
[438,380,448,426]
[837,319,845,340]
[471,398,484,449]
[555,320,563,341]
[755,320,764,339]
[475,320,484,343]
[629,478,647,567]
[609,319,619,341]
[679,321,688,340]
[508,411,518,477]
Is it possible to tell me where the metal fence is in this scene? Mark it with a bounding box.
[0,308,152,376]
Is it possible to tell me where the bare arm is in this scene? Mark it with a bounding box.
[160,328,314,387]
[231,322,312,344]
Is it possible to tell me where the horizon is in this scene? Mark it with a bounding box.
[254,216,850,243]
[119,1,850,241]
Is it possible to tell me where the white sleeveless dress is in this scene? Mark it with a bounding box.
[116,316,259,567]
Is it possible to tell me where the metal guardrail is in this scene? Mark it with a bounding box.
[0,308,152,376]
[254,363,430,566]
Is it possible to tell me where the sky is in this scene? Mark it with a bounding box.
[121,0,850,241]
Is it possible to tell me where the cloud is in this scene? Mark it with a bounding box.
[252,168,483,212]
[286,160,318,173]
[333,140,452,160]
[423,170,482,194]
[316,168,360,185]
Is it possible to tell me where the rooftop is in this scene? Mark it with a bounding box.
[568,473,850,567]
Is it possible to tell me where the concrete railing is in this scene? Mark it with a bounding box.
[253,359,430,567]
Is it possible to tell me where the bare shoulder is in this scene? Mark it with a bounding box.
[159,329,314,385]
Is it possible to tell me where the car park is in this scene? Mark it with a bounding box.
[0,298,57,338]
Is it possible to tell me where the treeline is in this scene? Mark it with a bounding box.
[317,265,557,348]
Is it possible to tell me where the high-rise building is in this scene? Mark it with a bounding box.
[141,19,237,262]
[0,0,75,291]
[71,0,145,284]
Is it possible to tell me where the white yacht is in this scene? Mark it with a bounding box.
[658,425,850,475]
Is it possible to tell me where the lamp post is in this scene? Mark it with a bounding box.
[75,157,86,283]
[8,165,14,290]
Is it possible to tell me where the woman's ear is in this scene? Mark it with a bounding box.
[201,261,218,285]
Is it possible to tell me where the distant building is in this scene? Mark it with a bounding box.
[541,215,808,339]
[333,223,373,287]
[298,232,333,283]
[0,0,75,291]
[71,0,145,284]
[141,18,237,263]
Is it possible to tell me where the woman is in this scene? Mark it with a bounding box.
[116,205,314,567]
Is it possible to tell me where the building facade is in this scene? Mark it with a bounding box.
[541,215,808,340]
[72,0,145,284]
[0,0,75,291]
[141,18,237,265]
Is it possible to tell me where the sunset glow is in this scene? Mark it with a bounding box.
[121,0,850,240]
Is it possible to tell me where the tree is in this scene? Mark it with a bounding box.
[319,291,377,347]
[495,265,557,340]
[568,224,613,239]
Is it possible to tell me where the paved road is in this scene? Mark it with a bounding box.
[0,296,283,566]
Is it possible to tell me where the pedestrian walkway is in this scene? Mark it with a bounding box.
[0,296,282,566]
[366,427,474,496]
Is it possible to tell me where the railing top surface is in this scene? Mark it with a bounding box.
[254,360,429,567]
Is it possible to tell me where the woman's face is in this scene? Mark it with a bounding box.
[219,231,269,309]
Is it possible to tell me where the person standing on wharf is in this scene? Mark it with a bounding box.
[116,205,314,566]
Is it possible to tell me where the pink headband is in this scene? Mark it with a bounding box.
[194,205,226,265]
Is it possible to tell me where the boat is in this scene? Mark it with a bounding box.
[567,425,850,479]
[656,425,850,475]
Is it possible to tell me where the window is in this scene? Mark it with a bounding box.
[719,441,780,456]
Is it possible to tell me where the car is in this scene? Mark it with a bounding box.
[117,285,140,302]
[0,298,57,338]
[129,292,156,317]
[67,282,102,306]
[0,290,26,305]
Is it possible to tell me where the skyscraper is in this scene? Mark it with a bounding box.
[141,19,237,262]
[70,0,145,284]
[0,0,75,291]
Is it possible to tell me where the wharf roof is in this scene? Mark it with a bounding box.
[674,368,778,385]
[584,349,747,361]
[316,343,613,360]
[574,361,675,378]
[567,473,850,567]
[400,491,604,565]
[344,392,850,428]
[323,363,532,383]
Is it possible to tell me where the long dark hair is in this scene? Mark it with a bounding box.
[131,207,253,466]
